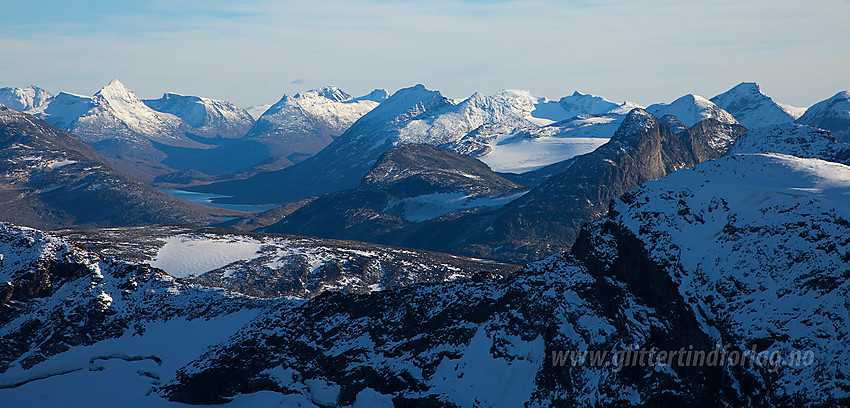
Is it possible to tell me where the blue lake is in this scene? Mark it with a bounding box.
[161,189,278,213]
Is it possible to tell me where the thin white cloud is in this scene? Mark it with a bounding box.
[1,0,848,107]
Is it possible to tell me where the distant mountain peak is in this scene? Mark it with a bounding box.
[353,89,390,103]
[558,91,621,118]
[647,93,738,127]
[711,82,801,128]
[94,79,139,104]
[795,90,850,140]
[360,84,445,123]
[292,85,352,102]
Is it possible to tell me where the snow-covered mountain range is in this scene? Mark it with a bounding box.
[143,92,255,140]
[0,85,52,111]
[3,78,850,407]
[190,85,642,203]
[265,109,746,262]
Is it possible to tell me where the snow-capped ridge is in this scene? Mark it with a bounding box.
[357,84,446,124]
[711,82,803,128]
[647,93,738,127]
[796,90,850,139]
[143,91,255,138]
[0,85,53,111]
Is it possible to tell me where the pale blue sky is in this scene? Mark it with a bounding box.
[2,0,848,108]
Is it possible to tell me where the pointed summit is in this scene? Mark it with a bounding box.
[711,82,801,128]
[359,84,446,124]
[94,79,140,105]
[609,108,658,146]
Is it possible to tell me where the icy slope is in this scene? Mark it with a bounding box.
[444,113,623,173]
[30,91,95,130]
[0,222,276,406]
[589,153,850,403]
[711,82,804,128]
[144,92,255,139]
[69,80,192,146]
[243,86,387,160]
[647,94,739,127]
[729,123,850,164]
[796,90,850,141]
[0,86,52,111]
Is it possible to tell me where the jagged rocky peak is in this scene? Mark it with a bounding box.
[608,108,659,146]
[0,85,53,111]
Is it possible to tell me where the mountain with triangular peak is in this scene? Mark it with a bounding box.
[143,92,255,140]
[647,93,739,127]
[796,90,850,142]
[710,82,805,128]
[0,85,52,111]
[70,79,191,145]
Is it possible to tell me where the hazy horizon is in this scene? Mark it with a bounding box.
[3,0,849,108]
